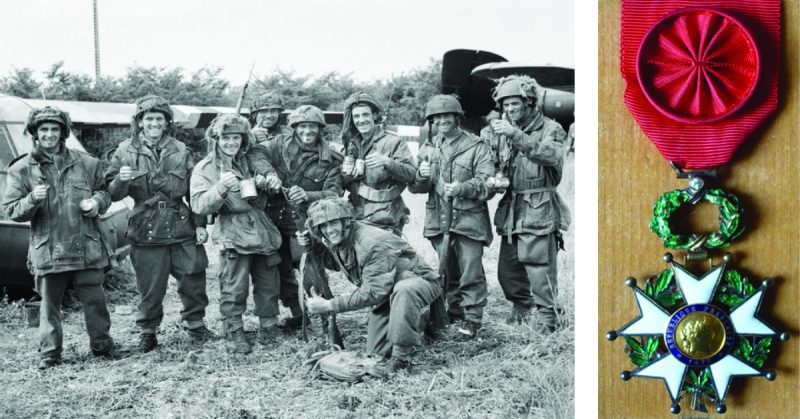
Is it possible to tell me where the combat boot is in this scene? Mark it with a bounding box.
[277,313,309,331]
[257,325,281,345]
[227,329,252,354]
[506,306,531,325]
[37,356,61,370]
[455,320,481,340]
[138,332,158,353]
[186,325,217,344]
[369,357,411,378]
[537,306,558,334]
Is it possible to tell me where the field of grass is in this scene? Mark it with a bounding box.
[0,153,575,418]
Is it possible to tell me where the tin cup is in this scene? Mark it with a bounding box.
[355,159,365,177]
[240,178,257,199]
[80,198,95,214]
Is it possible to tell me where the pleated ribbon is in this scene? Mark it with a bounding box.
[621,1,780,170]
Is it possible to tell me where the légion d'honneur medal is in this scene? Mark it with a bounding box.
[607,2,789,414]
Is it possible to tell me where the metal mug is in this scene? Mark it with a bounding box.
[355,159,365,177]
[240,178,257,199]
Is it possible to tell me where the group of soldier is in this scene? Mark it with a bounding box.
[3,75,568,376]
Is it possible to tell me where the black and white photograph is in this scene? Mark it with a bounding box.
[0,1,575,417]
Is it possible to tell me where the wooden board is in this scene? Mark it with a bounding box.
[598,1,799,417]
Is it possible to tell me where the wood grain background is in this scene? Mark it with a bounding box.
[598,1,800,417]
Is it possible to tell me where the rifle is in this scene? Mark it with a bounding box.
[235,61,256,115]
[425,139,451,336]
[283,188,344,350]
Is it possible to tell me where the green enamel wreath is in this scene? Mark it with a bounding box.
[649,188,744,249]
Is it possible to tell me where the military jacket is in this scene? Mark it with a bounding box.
[315,222,439,314]
[247,134,343,233]
[3,147,111,275]
[106,134,204,246]
[480,111,566,237]
[190,152,281,256]
[342,127,417,231]
[408,130,495,245]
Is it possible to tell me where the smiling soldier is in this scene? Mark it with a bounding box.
[3,107,114,369]
[106,95,214,352]
[479,76,568,333]
[340,92,417,236]
[249,91,291,144]
[246,105,342,332]
[298,198,441,376]
[409,95,495,339]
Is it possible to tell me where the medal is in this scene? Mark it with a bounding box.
[607,1,789,414]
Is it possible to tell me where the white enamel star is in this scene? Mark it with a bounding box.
[612,261,782,412]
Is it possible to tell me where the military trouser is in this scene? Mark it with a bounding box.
[130,241,209,332]
[429,233,488,324]
[218,250,280,332]
[367,276,441,359]
[36,268,113,359]
[498,233,558,311]
[276,232,301,317]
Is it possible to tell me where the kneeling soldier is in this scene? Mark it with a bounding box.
[299,198,442,375]
[3,107,114,369]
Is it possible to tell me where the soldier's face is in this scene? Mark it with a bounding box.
[36,122,62,153]
[351,105,375,135]
[320,219,344,245]
[218,133,243,157]
[502,97,528,123]
[256,109,281,128]
[432,114,458,136]
[296,122,320,146]
[138,112,167,140]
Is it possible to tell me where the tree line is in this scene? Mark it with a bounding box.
[0,60,441,126]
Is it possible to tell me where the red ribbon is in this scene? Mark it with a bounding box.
[621,1,780,170]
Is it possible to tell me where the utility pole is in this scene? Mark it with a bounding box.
[93,0,101,82]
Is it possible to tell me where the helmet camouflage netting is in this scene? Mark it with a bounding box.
[25,106,72,141]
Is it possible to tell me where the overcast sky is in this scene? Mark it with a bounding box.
[0,0,573,83]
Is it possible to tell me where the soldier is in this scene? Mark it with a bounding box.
[191,114,283,354]
[408,95,495,338]
[106,95,213,352]
[249,91,291,144]
[298,198,442,375]
[340,92,417,235]
[3,107,114,369]
[246,105,342,330]
[480,75,568,332]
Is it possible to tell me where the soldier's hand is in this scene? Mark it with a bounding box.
[288,185,308,203]
[365,152,390,169]
[306,289,333,314]
[118,166,133,182]
[195,227,209,244]
[265,175,282,191]
[418,160,431,178]
[252,128,269,143]
[219,172,239,191]
[80,198,100,218]
[443,181,461,197]
[296,230,310,247]
[254,174,267,189]
[31,184,49,203]
[491,119,517,136]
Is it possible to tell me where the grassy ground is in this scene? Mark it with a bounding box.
[0,153,575,418]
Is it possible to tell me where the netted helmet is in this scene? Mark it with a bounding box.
[250,92,286,113]
[25,106,72,141]
[205,113,253,155]
[343,91,383,115]
[307,198,354,229]
[491,75,542,109]
[424,95,463,120]
[133,94,174,121]
[288,105,326,128]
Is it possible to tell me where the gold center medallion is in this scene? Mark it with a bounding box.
[675,311,727,359]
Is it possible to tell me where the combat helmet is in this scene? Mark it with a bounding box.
[424,95,464,120]
[25,106,72,141]
[306,198,354,244]
[205,113,253,156]
[250,91,286,113]
[288,105,326,128]
[491,75,543,109]
[133,94,174,121]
